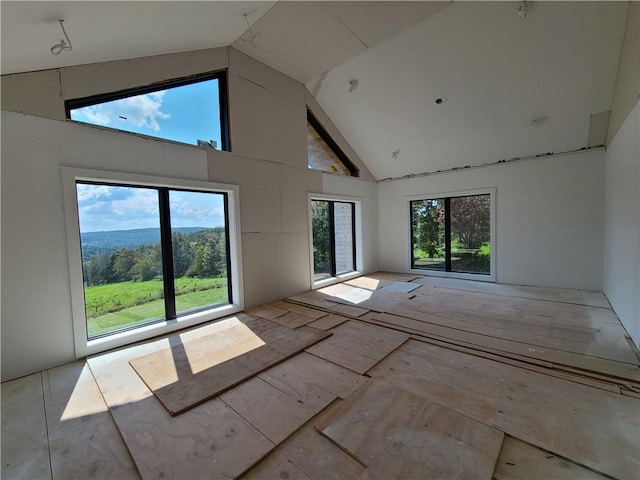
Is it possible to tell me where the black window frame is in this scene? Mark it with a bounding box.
[312,199,357,279]
[307,110,359,177]
[65,71,231,151]
[410,193,491,276]
[76,180,233,340]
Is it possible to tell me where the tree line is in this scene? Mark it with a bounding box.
[82,228,227,286]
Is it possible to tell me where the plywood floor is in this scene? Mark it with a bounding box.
[3,273,639,480]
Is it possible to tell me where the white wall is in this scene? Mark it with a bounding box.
[1,47,378,381]
[604,101,640,347]
[378,150,605,291]
[1,111,211,381]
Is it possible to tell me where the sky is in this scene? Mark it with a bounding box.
[76,184,226,232]
[70,78,222,148]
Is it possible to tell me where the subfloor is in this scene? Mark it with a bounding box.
[2,273,639,479]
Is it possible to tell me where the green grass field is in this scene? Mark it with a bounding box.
[84,277,228,337]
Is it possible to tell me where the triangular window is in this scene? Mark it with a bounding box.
[307,111,359,177]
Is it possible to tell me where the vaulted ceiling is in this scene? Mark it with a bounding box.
[1,1,630,180]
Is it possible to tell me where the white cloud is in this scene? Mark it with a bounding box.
[74,91,170,132]
[76,184,112,202]
[111,189,159,216]
[169,193,225,228]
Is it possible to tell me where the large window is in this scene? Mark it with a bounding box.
[66,72,229,150]
[307,111,359,177]
[63,169,241,356]
[411,193,492,276]
[311,199,357,282]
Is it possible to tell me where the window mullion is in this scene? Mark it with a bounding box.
[223,193,233,303]
[328,201,337,277]
[444,197,452,272]
[350,202,356,272]
[159,189,176,320]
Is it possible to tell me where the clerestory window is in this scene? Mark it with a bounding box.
[66,72,229,150]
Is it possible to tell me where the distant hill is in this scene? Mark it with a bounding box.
[81,227,212,251]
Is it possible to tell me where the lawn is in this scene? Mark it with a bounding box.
[84,277,228,337]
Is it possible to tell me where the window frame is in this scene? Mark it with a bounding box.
[408,188,496,282]
[65,70,230,151]
[62,167,244,357]
[308,193,362,289]
[307,110,359,177]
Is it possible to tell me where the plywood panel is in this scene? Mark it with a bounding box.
[272,300,329,320]
[369,340,640,479]
[1,372,51,480]
[316,381,503,479]
[271,311,318,329]
[259,351,365,400]
[494,437,608,480]
[307,313,349,331]
[43,361,139,479]
[278,423,366,480]
[247,304,289,320]
[328,303,370,317]
[241,452,311,480]
[306,320,409,374]
[288,291,340,309]
[414,276,610,308]
[364,311,640,382]
[344,275,391,290]
[388,292,636,365]
[220,376,330,444]
[130,324,330,415]
[88,342,274,479]
[377,281,422,294]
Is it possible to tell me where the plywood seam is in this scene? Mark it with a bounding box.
[361,314,613,380]
[368,315,640,386]
[39,371,54,480]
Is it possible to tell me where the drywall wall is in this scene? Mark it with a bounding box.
[607,1,639,145]
[1,111,210,381]
[378,149,605,291]
[1,47,378,381]
[604,101,639,347]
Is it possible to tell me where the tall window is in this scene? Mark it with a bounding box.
[76,182,231,339]
[311,200,356,281]
[307,111,359,177]
[411,194,491,275]
[66,72,229,150]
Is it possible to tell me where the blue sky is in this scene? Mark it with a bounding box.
[71,79,222,147]
[76,184,225,233]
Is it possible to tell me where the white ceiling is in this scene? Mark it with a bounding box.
[309,1,629,179]
[0,1,631,181]
[0,1,276,75]
[232,1,449,83]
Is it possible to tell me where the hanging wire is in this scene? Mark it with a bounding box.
[50,19,72,55]
[242,13,257,44]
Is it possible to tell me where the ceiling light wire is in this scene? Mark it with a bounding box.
[243,13,257,44]
[50,19,72,55]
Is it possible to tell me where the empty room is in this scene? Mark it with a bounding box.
[1,1,639,479]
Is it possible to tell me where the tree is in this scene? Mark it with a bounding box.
[171,232,193,278]
[412,200,444,258]
[311,201,331,272]
[450,196,490,249]
[113,248,136,281]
